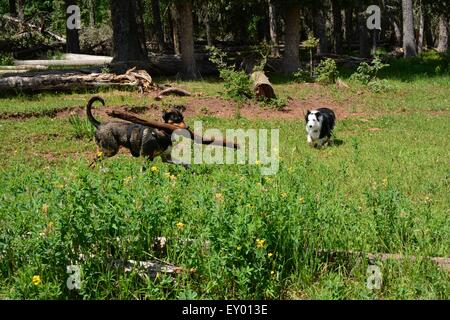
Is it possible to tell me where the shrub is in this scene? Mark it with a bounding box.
[208,46,253,101]
[315,58,339,84]
[292,70,314,83]
[302,33,320,77]
[260,96,287,111]
[368,79,391,93]
[350,57,389,85]
[350,57,390,92]
[0,53,14,66]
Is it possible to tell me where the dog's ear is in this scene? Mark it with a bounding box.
[175,105,186,113]
[315,111,322,120]
[304,110,311,121]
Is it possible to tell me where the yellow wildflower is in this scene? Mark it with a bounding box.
[32,275,41,286]
[281,192,288,198]
[151,166,158,172]
[256,239,266,248]
[41,204,49,215]
[299,197,305,204]
[176,222,185,230]
[255,160,262,166]
[236,246,242,251]
[123,176,133,185]
[268,252,273,258]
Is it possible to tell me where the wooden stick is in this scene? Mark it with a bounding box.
[155,87,192,101]
[106,110,240,149]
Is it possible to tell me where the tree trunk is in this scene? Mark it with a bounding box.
[437,15,448,53]
[110,0,148,64]
[17,0,24,31]
[417,3,424,54]
[17,0,24,20]
[65,0,80,54]
[88,0,96,27]
[331,0,343,54]
[9,0,17,16]
[204,13,213,47]
[268,0,279,57]
[358,4,370,58]
[282,3,301,74]
[175,1,197,79]
[392,19,402,47]
[402,0,417,57]
[424,12,433,48]
[313,5,328,56]
[151,0,165,53]
[135,0,148,57]
[170,4,181,55]
[344,7,353,52]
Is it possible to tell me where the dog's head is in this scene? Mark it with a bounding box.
[305,110,322,134]
[162,107,188,129]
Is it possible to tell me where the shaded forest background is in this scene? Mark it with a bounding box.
[0,0,448,78]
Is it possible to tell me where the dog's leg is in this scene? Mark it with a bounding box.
[307,135,314,146]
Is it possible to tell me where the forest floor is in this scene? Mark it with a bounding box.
[0,52,449,299]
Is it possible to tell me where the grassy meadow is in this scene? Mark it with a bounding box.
[0,53,449,299]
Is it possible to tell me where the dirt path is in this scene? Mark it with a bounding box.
[0,95,360,122]
[1,94,448,122]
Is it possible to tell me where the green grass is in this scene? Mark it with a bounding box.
[0,53,449,299]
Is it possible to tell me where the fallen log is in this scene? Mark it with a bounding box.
[250,71,276,100]
[106,110,240,150]
[318,249,450,273]
[0,68,153,93]
[15,53,113,67]
[155,87,192,101]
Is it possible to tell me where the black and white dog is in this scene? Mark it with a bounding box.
[305,108,336,148]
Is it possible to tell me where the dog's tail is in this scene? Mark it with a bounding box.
[86,96,105,129]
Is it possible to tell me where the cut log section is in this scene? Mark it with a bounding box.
[106,110,240,150]
[250,71,276,100]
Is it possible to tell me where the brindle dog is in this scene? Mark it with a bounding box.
[87,96,188,170]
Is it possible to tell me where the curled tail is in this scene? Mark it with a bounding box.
[86,96,105,129]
